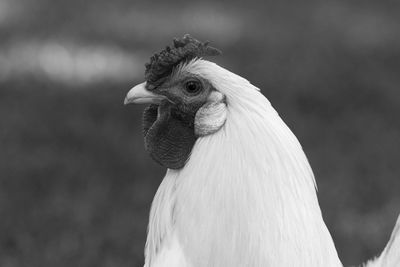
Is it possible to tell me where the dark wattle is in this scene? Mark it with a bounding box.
[143,104,158,136]
[143,103,197,169]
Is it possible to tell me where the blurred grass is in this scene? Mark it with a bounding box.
[0,79,165,266]
[0,0,400,266]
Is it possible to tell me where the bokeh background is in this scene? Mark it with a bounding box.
[0,0,399,266]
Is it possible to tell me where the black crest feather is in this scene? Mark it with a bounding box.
[144,34,221,88]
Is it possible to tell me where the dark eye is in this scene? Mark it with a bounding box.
[184,80,202,95]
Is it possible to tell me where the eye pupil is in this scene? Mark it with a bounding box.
[185,81,201,94]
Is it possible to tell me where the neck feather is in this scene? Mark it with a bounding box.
[146,61,342,267]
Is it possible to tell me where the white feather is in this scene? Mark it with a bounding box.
[144,59,399,267]
[144,59,342,267]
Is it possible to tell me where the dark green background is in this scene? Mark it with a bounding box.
[0,0,399,266]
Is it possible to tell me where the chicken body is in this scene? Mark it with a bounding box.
[142,60,342,267]
[125,36,399,267]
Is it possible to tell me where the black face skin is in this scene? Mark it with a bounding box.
[142,73,213,169]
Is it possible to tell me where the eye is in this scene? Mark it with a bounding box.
[184,80,202,95]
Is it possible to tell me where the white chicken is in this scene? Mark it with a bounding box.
[125,35,400,267]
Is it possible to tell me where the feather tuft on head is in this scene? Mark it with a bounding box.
[144,34,221,88]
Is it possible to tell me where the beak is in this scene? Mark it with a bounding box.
[124,82,166,105]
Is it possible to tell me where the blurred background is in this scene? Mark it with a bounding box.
[0,0,399,266]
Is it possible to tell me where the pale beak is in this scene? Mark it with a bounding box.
[124,82,166,105]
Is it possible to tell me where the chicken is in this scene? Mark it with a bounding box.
[125,35,400,267]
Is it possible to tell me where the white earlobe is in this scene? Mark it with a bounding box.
[194,92,227,136]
